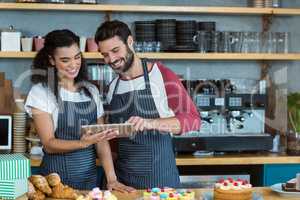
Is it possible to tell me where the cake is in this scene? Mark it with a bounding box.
[282,178,300,192]
[143,187,195,200]
[213,178,252,200]
[76,187,118,200]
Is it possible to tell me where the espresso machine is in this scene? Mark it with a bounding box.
[173,79,273,153]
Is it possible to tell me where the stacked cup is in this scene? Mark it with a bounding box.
[252,0,264,7]
[264,0,273,7]
[13,99,27,153]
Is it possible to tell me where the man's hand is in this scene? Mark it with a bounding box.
[107,179,136,193]
[127,116,155,132]
[80,129,118,148]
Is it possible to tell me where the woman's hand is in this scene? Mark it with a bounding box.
[80,129,118,148]
[107,179,136,193]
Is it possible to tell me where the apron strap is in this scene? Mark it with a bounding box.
[141,58,151,90]
[112,77,120,96]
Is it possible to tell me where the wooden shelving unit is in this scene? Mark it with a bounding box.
[0,3,299,15]
[0,4,299,61]
[1,52,300,60]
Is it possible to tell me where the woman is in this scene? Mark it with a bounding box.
[25,29,134,192]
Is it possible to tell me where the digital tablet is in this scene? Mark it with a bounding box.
[81,123,135,138]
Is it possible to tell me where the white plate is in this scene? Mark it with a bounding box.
[202,191,263,200]
[270,183,300,197]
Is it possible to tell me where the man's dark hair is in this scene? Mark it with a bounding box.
[94,20,132,44]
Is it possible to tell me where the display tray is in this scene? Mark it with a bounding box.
[81,123,135,138]
[270,183,300,197]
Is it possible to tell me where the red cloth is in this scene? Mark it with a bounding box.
[156,62,201,134]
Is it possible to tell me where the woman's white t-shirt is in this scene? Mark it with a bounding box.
[25,82,104,131]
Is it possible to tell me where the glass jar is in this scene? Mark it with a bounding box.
[287,131,300,155]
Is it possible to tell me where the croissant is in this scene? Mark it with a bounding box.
[29,175,52,196]
[28,188,46,200]
[50,183,78,199]
[46,173,61,187]
[28,180,36,200]
[34,190,46,200]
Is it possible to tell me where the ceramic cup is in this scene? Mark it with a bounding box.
[21,37,33,52]
[87,38,98,52]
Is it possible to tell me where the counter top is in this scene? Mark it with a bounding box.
[175,152,300,166]
[14,187,299,200]
[30,153,300,167]
[111,187,298,200]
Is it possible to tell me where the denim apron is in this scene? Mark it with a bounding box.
[40,91,98,190]
[109,59,180,189]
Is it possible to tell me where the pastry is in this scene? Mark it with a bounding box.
[88,188,118,200]
[46,172,61,187]
[29,175,52,196]
[29,189,46,200]
[50,183,78,199]
[282,178,300,192]
[27,180,36,199]
[213,178,252,200]
[142,187,195,200]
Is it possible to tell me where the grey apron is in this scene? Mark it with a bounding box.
[41,91,98,190]
[109,59,180,189]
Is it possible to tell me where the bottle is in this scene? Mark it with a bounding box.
[259,80,266,94]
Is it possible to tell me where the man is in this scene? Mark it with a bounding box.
[95,20,201,189]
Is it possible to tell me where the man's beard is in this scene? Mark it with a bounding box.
[110,46,134,74]
[122,47,134,73]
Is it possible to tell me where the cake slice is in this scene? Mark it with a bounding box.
[282,178,300,192]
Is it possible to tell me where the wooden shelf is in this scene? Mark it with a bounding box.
[138,53,300,60]
[176,154,300,166]
[0,51,102,59]
[0,3,300,15]
[272,8,300,15]
[1,52,300,60]
[30,153,300,167]
[0,3,286,15]
[0,51,36,58]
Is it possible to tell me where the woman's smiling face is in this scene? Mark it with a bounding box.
[49,43,82,81]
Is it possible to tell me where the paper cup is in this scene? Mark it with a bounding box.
[21,37,33,52]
